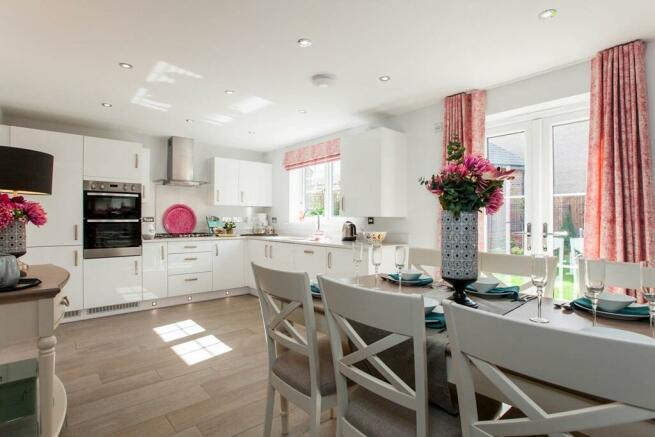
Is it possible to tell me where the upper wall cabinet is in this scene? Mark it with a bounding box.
[84,136,142,182]
[340,127,407,217]
[209,158,272,207]
[9,126,84,247]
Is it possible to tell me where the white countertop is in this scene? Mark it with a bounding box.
[142,235,398,249]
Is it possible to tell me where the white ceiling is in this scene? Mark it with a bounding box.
[0,0,654,151]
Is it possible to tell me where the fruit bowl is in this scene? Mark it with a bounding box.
[363,231,387,245]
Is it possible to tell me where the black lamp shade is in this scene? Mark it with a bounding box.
[0,145,54,195]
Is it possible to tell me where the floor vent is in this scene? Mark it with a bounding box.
[88,302,139,314]
[64,310,81,318]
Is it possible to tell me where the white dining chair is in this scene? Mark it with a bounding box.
[443,299,655,436]
[478,252,558,297]
[408,247,441,278]
[252,263,337,436]
[576,259,654,297]
[318,275,462,437]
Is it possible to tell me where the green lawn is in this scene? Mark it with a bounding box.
[495,266,578,301]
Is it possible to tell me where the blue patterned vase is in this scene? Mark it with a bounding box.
[441,210,479,308]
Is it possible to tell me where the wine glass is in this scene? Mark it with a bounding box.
[641,261,655,337]
[395,246,408,289]
[585,259,606,327]
[372,244,383,289]
[352,242,365,284]
[530,255,549,324]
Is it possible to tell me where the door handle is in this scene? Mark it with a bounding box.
[304,250,314,255]
[61,296,70,307]
[74,250,79,267]
[185,277,198,282]
[161,245,165,260]
[517,222,532,252]
[269,245,273,258]
[328,252,332,269]
[74,224,79,241]
[216,189,220,203]
[135,153,139,169]
[184,257,198,261]
[134,260,139,275]
[542,222,568,252]
[341,197,345,213]
[215,244,219,256]
[184,245,197,249]
[241,191,244,204]
[264,245,268,258]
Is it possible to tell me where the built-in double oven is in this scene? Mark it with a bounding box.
[83,180,142,259]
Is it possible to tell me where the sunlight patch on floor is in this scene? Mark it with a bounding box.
[153,319,205,342]
[171,335,232,365]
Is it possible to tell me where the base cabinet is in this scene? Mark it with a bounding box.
[83,256,143,308]
[325,248,356,278]
[143,243,167,300]
[213,240,245,291]
[23,246,84,312]
[292,245,327,281]
[168,272,212,297]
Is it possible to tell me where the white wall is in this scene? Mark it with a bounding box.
[266,39,655,249]
[2,114,269,233]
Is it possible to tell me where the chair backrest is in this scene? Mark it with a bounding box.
[252,263,322,396]
[443,299,655,436]
[409,247,441,278]
[479,252,558,296]
[576,259,655,297]
[317,275,430,437]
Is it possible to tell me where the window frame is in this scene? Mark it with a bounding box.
[289,160,341,223]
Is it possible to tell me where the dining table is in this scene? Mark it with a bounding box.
[287,274,655,437]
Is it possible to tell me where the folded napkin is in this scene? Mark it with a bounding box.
[466,284,520,300]
[388,273,434,286]
[310,282,321,294]
[573,297,649,316]
[425,311,446,329]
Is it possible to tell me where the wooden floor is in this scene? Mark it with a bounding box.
[57,295,336,437]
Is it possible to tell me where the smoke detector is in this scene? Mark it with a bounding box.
[311,73,336,88]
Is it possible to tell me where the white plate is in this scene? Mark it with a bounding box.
[581,327,655,343]
[571,301,649,321]
[466,286,515,298]
[383,274,433,285]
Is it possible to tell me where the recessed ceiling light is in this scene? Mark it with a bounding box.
[297,38,313,48]
[379,75,391,82]
[298,109,307,114]
[101,102,112,107]
[118,62,133,69]
[311,73,336,88]
[185,119,194,124]
[224,89,236,95]
[248,131,256,135]
[538,9,557,19]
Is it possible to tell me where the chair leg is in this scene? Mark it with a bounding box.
[280,395,290,435]
[309,397,322,437]
[263,383,275,437]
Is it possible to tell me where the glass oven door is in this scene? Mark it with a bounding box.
[83,220,141,259]
[84,192,141,220]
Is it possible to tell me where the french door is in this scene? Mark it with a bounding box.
[485,109,589,299]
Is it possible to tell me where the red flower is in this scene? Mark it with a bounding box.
[22,201,47,226]
[0,204,13,230]
[485,188,504,215]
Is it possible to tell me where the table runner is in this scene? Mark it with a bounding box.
[351,284,528,413]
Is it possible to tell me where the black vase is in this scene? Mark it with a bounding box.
[441,211,479,308]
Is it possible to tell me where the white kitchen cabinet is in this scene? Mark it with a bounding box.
[9,126,83,247]
[83,256,142,308]
[168,252,212,276]
[142,243,167,300]
[168,272,212,297]
[208,158,272,207]
[246,239,269,287]
[22,245,84,312]
[167,240,214,254]
[140,147,151,204]
[209,157,240,206]
[213,240,245,291]
[238,160,272,207]
[292,245,327,281]
[83,136,142,182]
[268,242,294,271]
[325,247,356,278]
[340,127,407,217]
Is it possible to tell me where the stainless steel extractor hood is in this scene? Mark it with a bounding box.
[157,136,207,186]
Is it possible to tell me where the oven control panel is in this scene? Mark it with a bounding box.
[84,180,142,193]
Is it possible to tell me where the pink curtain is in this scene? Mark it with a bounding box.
[284,138,340,171]
[584,40,655,300]
[438,90,487,249]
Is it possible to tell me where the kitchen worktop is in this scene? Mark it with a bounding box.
[142,235,398,249]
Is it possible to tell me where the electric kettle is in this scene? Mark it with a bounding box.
[341,221,357,241]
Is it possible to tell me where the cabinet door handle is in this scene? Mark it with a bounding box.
[215,244,219,256]
[134,260,139,275]
[328,252,332,269]
[241,191,244,204]
[216,189,220,203]
[161,245,165,260]
[304,250,314,255]
[184,245,197,249]
[264,245,268,258]
[184,257,198,261]
[135,153,139,169]
[341,196,345,213]
[269,245,273,258]
[185,277,198,282]
[61,296,70,307]
[74,250,79,267]
[74,224,79,241]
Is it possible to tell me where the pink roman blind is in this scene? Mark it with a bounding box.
[283,138,341,171]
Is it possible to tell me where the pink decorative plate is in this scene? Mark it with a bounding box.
[163,204,196,234]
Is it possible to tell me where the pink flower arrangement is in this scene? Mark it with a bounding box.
[0,193,48,230]
[420,139,515,216]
